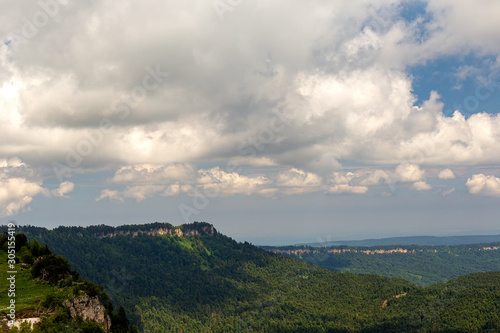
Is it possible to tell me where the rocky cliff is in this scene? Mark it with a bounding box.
[91,222,216,239]
[63,294,112,332]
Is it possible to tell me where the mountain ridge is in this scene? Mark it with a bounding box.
[15,221,216,240]
[5,222,500,332]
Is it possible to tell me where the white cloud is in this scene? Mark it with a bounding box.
[123,185,166,202]
[162,184,180,197]
[277,168,322,187]
[43,181,75,198]
[438,168,456,180]
[97,163,195,202]
[326,184,368,194]
[420,1,500,59]
[0,159,74,216]
[111,163,196,184]
[96,189,124,203]
[411,181,432,191]
[0,0,499,177]
[2,1,500,207]
[96,183,180,203]
[395,164,425,182]
[197,167,270,196]
[0,177,43,217]
[358,170,390,186]
[98,164,273,201]
[325,171,369,194]
[329,172,357,185]
[466,174,500,197]
[0,157,24,168]
[276,168,322,195]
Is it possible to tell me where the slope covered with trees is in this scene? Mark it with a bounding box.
[263,243,500,286]
[11,222,500,332]
[0,231,136,333]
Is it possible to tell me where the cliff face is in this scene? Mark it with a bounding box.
[63,294,112,332]
[269,246,500,256]
[93,222,216,239]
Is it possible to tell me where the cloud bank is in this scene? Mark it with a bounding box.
[1,0,500,213]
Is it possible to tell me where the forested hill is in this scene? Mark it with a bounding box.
[0,231,136,333]
[262,243,500,286]
[21,221,216,240]
[7,222,500,332]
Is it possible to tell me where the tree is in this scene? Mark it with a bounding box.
[111,306,130,333]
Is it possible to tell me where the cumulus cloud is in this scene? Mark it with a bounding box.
[0,0,500,178]
[329,172,357,185]
[96,184,181,203]
[358,170,390,186]
[96,189,124,203]
[277,168,322,187]
[325,171,368,194]
[43,181,75,198]
[395,164,425,182]
[466,174,500,197]
[1,1,500,210]
[276,168,322,195]
[410,181,432,191]
[419,1,500,59]
[97,163,194,202]
[0,159,73,216]
[123,185,166,202]
[0,177,43,217]
[438,168,456,180]
[197,167,270,196]
[98,164,272,201]
[111,163,196,184]
[0,157,24,168]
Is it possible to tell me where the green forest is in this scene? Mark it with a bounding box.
[262,243,500,286]
[5,222,500,332]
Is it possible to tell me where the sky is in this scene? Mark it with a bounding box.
[1,0,500,245]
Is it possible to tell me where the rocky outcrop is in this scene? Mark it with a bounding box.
[63,294,111,332]
[5,318,40,331]
[269,247,483,256]
[94,222,216,239]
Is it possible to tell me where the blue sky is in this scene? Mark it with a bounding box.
[1,0,500,245]
[410,54,500,117]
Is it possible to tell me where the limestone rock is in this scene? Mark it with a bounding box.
[63,294,111,332]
